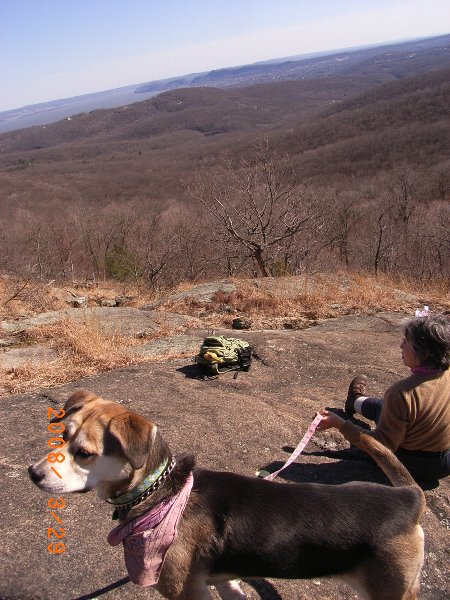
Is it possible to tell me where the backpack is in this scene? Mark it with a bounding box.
[196,335,252,377]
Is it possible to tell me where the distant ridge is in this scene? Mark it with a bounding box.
[0,33,449,134]
[135,34,450,91]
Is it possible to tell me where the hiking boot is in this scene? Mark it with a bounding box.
[345,374,368,416]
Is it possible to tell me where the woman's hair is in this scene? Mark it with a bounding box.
[404,314,450,370]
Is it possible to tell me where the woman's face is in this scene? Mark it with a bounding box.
[400,335,422,368]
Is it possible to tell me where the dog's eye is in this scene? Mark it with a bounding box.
[76,449,93,459]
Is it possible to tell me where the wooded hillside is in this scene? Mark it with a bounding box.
[0,37,449,286]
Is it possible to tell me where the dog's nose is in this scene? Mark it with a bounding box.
[28,464,45,484]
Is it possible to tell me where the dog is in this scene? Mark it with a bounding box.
[29,389,425,600]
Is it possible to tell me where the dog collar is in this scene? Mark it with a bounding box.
[107,458,176,520]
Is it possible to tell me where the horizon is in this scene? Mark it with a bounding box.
[1,0,450,113]
[1,33,441,115]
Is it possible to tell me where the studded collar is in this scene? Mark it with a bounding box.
[106,458,176,520]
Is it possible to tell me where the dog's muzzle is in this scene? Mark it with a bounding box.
[28,464,45,485]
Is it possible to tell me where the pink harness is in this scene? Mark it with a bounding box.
[107,472,193,586]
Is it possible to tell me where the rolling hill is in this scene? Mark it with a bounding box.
[1,33,449,134]
[0,46,448,205]
[0,35,448,285]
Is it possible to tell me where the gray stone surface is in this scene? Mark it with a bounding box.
[1,312,448,600]
[0,309,204,369]
[1,307,200,337]
[142,280,236,309]
[134,334,205,357]
[0,346,58,370]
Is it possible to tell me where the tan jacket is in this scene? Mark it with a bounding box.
[373,368,450,452]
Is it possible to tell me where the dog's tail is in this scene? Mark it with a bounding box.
[340,421,425,494]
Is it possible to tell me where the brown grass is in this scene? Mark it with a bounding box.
[161,272,450,328]
[1,272,449,396]
[0,277,61,319]
[1,318,144,396]
[0,275,161,320]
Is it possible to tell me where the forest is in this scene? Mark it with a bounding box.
[0,37,449,288]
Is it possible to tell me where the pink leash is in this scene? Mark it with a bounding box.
[257,414,324,480]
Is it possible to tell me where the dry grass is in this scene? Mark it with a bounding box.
[0,318,144,396]
[1,271,449,396]
[161,272,450,329]
[0,277,61,319]
[0,275,161,320]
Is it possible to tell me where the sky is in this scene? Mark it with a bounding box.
[1,0,449,112]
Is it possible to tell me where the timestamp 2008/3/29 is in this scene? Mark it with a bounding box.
[47,406,66,554]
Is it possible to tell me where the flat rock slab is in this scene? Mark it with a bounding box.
[142,280,236,309]
[132,328,240,358]
[134,334,204,357]
[1,312,448,600]
[0,345,58,370]
[1,307,201,337]
[0,309,204,369]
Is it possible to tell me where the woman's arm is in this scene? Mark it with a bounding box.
[316,410,346,432]
[316,385,409,452]
[368,387,408,451]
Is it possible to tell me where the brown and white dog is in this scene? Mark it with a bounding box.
[29,390,425,600]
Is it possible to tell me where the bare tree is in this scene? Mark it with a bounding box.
[326,190,361,268]
[185,140,325,277]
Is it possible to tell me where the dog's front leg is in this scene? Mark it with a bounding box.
[215,580,247,599]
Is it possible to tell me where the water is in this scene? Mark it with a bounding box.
[0,87,160,133]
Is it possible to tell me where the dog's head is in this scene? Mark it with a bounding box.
[28,390,160,498]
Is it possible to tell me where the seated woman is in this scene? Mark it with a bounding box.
[318,313,450,489]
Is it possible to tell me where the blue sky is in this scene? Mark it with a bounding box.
[1,0,449,112]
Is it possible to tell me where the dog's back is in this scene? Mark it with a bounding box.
[189,469,423,581]
[165,422,426,599]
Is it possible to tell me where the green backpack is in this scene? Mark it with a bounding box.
[196,335,252,377]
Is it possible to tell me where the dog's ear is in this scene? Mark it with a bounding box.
[51,389,98,423]
[64,389,98,411]
[108,413,153,470]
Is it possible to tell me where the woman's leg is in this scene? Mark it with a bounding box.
[355,397,383,423]
[394,448,450,489]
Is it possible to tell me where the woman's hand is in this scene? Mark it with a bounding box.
[316,410,346,432]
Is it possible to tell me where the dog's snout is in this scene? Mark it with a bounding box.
[28,464,45,484]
